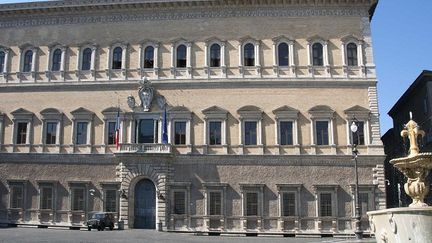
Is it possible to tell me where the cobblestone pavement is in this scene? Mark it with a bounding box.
[0,227,377,243]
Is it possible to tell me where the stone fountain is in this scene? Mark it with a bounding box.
[368,117,432,243]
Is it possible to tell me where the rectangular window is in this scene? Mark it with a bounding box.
[45,122,57,145]
[105,189,117,212]
[359,192,369,216]
[40,187,53,210]
[107,121,116,145]
[245,192,258,216]
[280,121,293,145]
[76,122,88,145]
[209,121,222,145]
[351,121,365,145]
[315,121,329,145]
[11,186,24,209]
[244,121,257,145]
[209,191,222,215]
[282,192,296,216]
[16,122,27,144]
[173,191,186,214]
[320,193,332,217]
[174,121,186,145]
[72,188,85,211]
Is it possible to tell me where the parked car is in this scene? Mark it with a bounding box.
[86,212,115,231]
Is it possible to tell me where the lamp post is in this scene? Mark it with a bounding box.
[350,119,363,240]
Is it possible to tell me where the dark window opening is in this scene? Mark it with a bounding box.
[51,49,62,71]
[81,48,92,71]
[23,50,33,72]
[112,47,122,70]
[278,43,289,66]
[210,44,221,67]
[244,43,255,67]
[312,43,323,66]
[144,46,154,68]
[347,43,358,66]
[176,45,187,68]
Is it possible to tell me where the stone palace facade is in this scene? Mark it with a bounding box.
[0,0,386,236]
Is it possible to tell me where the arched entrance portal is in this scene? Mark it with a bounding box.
[134,179,156,229]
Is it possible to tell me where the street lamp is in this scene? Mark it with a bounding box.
[350,119,363,240]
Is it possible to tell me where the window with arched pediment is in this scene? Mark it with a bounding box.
[40,108,63,145]
[307,37,328,68]
[176,44,187,68]
[308,105,335,147]
[11,108,34,145]
[341,35,364,68]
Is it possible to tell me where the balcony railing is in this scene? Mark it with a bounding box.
[117,143,172,154]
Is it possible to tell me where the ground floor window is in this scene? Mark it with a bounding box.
[282,192,296,216]
[209,191,222,215]
[40,186,53,210]
[359,192,369,216]
[245,192,259,216]
[71,187,85,211]
[105,189,117,212]
[173,191,186,215]
[10,185,24,209]
[319,193,333,217]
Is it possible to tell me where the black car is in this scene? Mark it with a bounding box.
[86,212,115,231]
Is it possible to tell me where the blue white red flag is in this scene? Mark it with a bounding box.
[115,108,120,149]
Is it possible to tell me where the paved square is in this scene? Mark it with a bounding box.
[0,227,377,243]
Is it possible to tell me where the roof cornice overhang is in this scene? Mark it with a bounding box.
[0,0,378,16]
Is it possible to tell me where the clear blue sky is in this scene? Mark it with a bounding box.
[1,0,431,135]
[372,1,432,133]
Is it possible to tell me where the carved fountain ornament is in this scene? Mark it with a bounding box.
[390,116,432,207]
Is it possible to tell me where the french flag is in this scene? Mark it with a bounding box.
[115,108,120,150]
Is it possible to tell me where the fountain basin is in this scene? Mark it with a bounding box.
[367,207,432,243]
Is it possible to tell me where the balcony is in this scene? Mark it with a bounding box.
[117,143,172,154]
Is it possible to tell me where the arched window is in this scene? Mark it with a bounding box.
[176,44,187,68]
[312,43,323,66]
[0,51,5,72]
[278,43,289,66]
[347,43,358,66]
[23,50,33,72]
[244,43,255,66]
[51,49,62,72]
[112,47,122,70]
[144,46,154,68]
[81,48,92,71]
[210,43,221,67]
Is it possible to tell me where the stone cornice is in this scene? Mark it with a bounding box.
[0,79,378,92]
[0,4,373,29]
[0,0,377,12]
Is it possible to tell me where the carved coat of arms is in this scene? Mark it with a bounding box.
[127,78,154,112]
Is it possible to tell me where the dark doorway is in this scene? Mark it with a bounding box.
[134,179,156,229]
